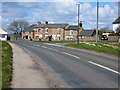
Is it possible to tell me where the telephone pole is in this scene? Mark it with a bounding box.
[96,0,99,43]
[76,3,80,44]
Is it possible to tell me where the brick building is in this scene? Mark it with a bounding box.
[22,21,82,41]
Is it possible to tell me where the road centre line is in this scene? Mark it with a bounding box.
[88,61,120,75]
[41,46,48,48]
[48,48,59,51]
[41,45,80,59]
[62,52,80,59]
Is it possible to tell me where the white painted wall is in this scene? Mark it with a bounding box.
[113,24,120,33]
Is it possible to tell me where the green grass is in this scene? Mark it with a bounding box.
[33,40,77,43]
[87,40,118,43]
[2,41,12,88]
[65,42,119,56]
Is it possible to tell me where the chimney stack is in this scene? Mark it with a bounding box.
[37,21,41,25]
[45,21,48,24]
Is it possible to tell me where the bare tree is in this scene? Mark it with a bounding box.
[7,20,29,34]
[19,20,29,33]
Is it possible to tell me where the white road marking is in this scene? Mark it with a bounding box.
[88,61,120,74]
[62,52,80,59]
[34,44,40,47]
[44,43,62,47]
[48,48,58,52]
[41,46,48,48]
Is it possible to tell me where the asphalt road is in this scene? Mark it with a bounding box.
[9,41,119,88]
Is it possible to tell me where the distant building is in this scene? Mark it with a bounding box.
[0,26,8,41]
[113,16,120,33]
[64,21,82,40]
[21,21,82,41]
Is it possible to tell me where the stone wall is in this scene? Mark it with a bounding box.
[108,36,119,41]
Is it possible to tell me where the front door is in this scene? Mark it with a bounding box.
[49,36,52,41]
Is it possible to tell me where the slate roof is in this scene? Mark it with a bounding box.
[79,30,95,36]
[113,16,120,24]
[24,24,37,31]
[65,25,78,30]
[34,24,68,28]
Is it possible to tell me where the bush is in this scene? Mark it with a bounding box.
[109,33,119,36]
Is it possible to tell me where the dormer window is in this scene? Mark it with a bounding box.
[45,28,48,33]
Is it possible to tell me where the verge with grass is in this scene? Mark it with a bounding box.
[2,41,12,88]
[65,42,119,56]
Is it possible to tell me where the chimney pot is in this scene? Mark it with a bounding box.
[37,21,41,25]
[45,21,48,24]
[79,21,82,27]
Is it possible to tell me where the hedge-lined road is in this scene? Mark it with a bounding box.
[9,41,119,88]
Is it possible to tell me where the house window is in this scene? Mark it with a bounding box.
[29,31,31,34]
[23,31,25,34]
[66,37,69,40]
[70,37,73,40]
[70,30,73,35]
[45,28,48,33]
[38,28,41,33]
[1,34,5,38]
[58,28,61,34]
[52,35,56,40]
[57,36,60,40]
[45,35,48,40]
[36,36,38,39]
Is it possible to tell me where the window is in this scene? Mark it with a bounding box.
[36,36,38,39]
[66,37,69,40]
[52,35,56,40]
[70,30,73,35]
[57,36,60,40]
[29,31,31,34]
[45,35,48,40]
[1,34,5,38]
[45,28,48,33]
[23,31,25,34]
[39,35,42,40]
[58,28,61,33]
[70,37,73,40]
[38,28,41,33]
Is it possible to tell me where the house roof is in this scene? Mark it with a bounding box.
[113,16,120,24]
[65,25,78,30]
[79,30,95,36]
[0,26,7,34]
[23,24,37,32]
[34,24,68,28]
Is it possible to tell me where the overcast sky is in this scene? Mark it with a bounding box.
[0,0,119,32]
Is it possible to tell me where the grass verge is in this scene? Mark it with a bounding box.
[2,41,12,88]
[65,42,119,56]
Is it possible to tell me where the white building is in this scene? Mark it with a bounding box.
[113,16,120,33]
[0,26,8,41]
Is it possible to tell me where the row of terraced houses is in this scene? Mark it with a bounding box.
[22,21,95,41]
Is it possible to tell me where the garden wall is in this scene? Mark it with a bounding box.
[108,36,119,41]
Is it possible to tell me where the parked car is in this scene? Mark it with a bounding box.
[101,35,108,40]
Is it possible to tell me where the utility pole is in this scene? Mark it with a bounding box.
[96,0,99,43]
[76,3,80,44]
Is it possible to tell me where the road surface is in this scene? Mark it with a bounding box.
[9,41,119,88]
